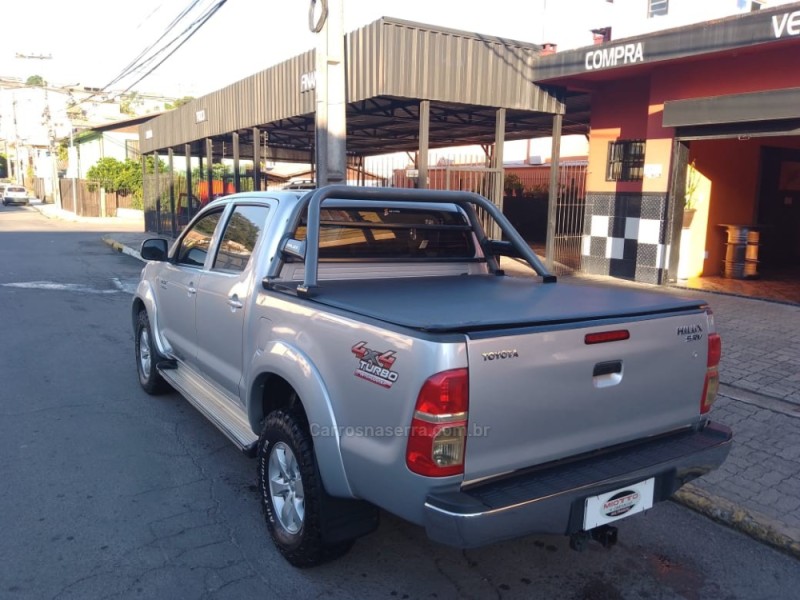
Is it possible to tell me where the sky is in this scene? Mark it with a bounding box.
[0,0,612,98]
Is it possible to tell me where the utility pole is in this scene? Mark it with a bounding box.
[16,51,61,204]
[310,0,346,186]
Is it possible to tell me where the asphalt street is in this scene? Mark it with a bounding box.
[1,205,799,600]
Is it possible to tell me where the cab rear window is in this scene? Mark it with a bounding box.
[293,207,476,260]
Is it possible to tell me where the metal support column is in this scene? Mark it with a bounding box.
[545,113,563,270]
[205,137,213,210]
[185,143,192,228]
[153,152,162,235]
[492,108,506,239]
[141,153,148,231]
[252,127,261,191]
[418,100,430,189]
[168,148,176,237]
[666,140,690,283]
[232,131,241,192]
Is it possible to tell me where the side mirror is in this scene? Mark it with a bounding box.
[141,238,169,261]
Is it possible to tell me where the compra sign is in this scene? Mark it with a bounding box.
[585,42,644,71]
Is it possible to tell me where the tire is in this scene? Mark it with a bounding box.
[135,310,170,395]
[257,409,352,567]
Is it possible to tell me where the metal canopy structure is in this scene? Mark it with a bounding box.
[139,17,586,160]
[138,17,593,243]
[176,94,591,161]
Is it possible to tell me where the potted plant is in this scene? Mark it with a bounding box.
[504,173,524,198]
[683,160,701,229]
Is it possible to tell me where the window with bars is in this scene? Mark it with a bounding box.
[606,140,646,182]
[648,0,669,18]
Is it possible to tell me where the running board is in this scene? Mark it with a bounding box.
[159,365,258,454]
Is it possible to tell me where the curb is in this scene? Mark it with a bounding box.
[102,236,143,262]
[673,483,800,560]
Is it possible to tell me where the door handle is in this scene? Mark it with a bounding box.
[187,283,197,296]
[159,278,167,289]
[228,295,243,310]
[593,360,623,389]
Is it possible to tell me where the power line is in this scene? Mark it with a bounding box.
[104,0,206,91]
[115,0,229,96]
[73,0,227,108]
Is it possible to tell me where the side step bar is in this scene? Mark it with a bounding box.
[159,365,258,454]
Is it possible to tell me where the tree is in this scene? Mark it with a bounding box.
[86,156,166,210]
[26,75,46,87]
[86,157,124,191]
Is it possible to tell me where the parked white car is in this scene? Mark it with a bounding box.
[2,185,29,206]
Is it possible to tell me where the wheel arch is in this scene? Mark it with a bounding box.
[248,342,352,498]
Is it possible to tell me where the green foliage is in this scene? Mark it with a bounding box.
[0,154,7,179]
[165,96,194,110]
[86,156,166,210]
[504,173,524,195]
[87,157,124,191]
[120,92,141,116]
[26,75,46,86]
[192,162,231,181]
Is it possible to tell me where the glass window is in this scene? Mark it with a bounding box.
[213,205,270,273]
[177,210,223,267]
[606,140,646,182]
[648,0,668,17]
[293,206,476,260]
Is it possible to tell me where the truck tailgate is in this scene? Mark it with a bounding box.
[464,309,711,483]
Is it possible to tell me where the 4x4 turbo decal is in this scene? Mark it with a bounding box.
[352,341,399,388]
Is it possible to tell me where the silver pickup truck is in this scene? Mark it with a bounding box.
[132,185,731,567]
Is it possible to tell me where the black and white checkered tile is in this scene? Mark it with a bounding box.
[580,193,668,284]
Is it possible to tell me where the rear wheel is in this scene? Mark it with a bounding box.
[257,409,352,567]
[135,310,170,395]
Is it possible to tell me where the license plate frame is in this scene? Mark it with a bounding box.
[583,478,655,530]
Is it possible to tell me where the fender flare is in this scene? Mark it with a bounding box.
[248,340,353,498]
[132,279,172,357]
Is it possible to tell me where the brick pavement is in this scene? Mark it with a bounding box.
[101,232,800,558]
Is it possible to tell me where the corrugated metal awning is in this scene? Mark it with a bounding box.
[663,87,800,128]
[138,17,578,156]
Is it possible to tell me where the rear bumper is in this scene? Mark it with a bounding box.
[424,421,732,548]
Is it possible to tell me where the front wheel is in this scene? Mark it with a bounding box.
[135,310,170,395]
[257,410,352,567]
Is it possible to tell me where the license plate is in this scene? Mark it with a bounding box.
[583,478,655,530]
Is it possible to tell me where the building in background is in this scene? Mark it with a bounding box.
[0,77,176,200]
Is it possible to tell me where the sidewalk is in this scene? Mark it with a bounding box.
[103,230,800,559]
[30,199,145,227]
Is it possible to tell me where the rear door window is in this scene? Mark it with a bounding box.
[212,205,271,273]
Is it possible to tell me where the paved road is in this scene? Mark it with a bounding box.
[2,205,799,599]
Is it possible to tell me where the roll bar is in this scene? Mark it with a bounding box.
[295,185,555,296]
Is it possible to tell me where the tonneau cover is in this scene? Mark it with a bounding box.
[305,275,704,332]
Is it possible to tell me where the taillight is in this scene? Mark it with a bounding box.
[701,332,722,414]
[406,369,469,477]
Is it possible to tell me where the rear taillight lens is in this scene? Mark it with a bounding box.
[406,369,469,477]
[702,332,722,414]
